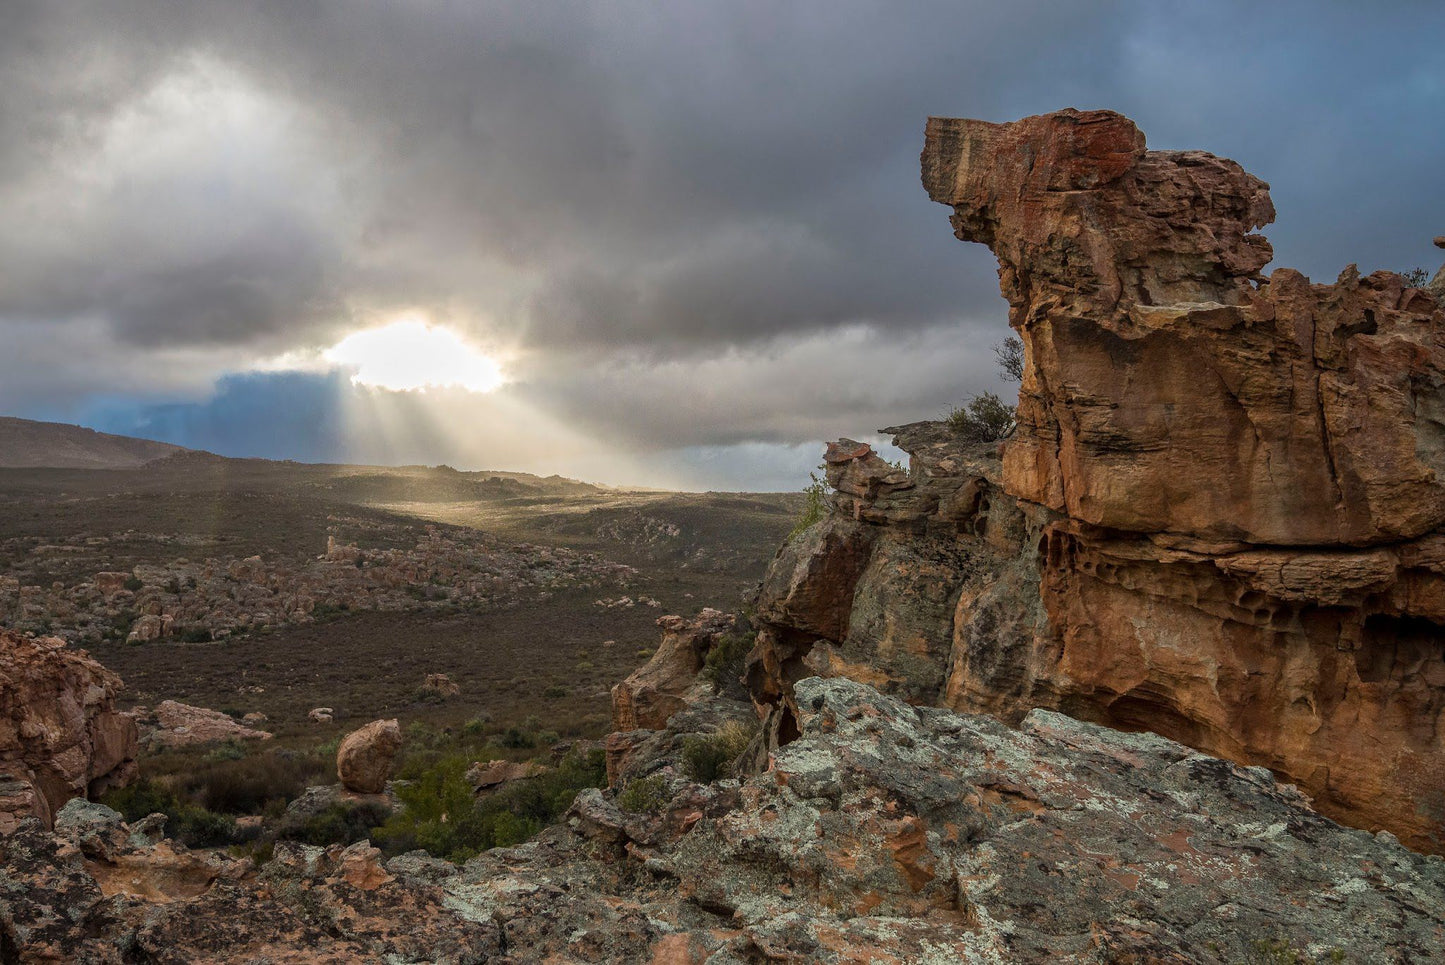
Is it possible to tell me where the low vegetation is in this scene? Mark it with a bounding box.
[703,627,756,690]
[789,470,828,539]
[373,747,606,862]
[946,391,1015,442]
[617,773,671,813]
[681,720,756,782]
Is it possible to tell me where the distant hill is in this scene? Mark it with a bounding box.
[0,417,186,469]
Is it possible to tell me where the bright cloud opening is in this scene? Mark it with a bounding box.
[323,320,505,392]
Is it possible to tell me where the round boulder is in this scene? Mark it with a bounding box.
[336,719,403,794]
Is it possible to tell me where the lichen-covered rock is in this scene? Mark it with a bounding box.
[0,630,137,832]
[8,678,1441,962]
[336,719,402,794]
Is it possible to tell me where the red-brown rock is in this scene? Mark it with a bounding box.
[611,609,735,731]
[887,109,1445,851]
[0,630,137,832]
[336,718,402,794]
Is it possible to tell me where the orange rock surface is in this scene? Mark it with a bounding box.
[0,629,137,831]
[920,109,1445,851]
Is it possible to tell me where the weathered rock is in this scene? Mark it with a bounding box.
[276,783,396,840]
[611,608,735,731]
[308,706,334,723]
[7,677,1443,961]
[466,759,550,794]
[745,111,1445,854]
[336,719,402,794]
[135,699,273,749]
[912,108,1445,851]
[0,630,137,832]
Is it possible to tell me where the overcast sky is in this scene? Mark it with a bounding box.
[2,1,1441,489]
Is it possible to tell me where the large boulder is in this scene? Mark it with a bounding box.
[135,700,273,750]
[336,719,402,794]
[0,630,137,832]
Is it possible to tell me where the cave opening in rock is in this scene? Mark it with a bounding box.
[1357,613,1445,683]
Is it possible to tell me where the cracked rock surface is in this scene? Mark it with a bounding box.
[4,677,1444,962]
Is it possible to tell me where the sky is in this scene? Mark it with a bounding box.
[1,1,1442,490]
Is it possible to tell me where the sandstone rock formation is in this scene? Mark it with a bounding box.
[466,758,550,794]
[746,109,1445,854]
[611,608,735,731]
[0,630,136,832]
[133,699,273,750]
[336,718,402,794]
[4,677,1443,961]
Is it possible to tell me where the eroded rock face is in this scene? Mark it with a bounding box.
[4,678,1443,962]
[745,110,1445,854]
[611,608,735,731]
[0,630,137,832]
[924,109,1445,546]
[918,108,1445,852]
[336,719,402,794]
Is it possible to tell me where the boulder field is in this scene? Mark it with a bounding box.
[747,108,1445,853]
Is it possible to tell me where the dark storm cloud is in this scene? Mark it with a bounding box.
[2,0,1443,480]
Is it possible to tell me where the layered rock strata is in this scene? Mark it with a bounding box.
[5,678,1444,962]
[0,630,137,833]
[748,109,1445,853]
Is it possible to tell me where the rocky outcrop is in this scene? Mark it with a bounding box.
[4,677,1444,961]
[336,719,402,794]
[747,109,1445,854]
[0,630,136,832]
[133,699,273,750]
[467,759,550,794]
[611,608,735,731]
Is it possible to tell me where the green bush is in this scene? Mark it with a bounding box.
[703,630,755,690]
[123,576,144,593]
[681,721,756,783]
[617,774,671,814]
[373,748,606,863]
[99,778,237,848]
[543,685,569,698]
[289,801,394,847]
[1402,266,1431,288]
[946,391,1014,443]
[788,470,828,539]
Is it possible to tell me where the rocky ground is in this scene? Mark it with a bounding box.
[4,670,1443,962]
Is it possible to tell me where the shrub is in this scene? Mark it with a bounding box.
[681,721,756,783]
[499,726,536,749]
[290,801,393,847]
[1402,266,1432,287]
[703,630,755,690]
[789,471,828,539]
[99,778,237,848]
[123,576,144,593]
[543,685,569,699]
[373,748,606,863]
[946,391,1014,443]
[617,774,671,813]
[994,335,1025,382]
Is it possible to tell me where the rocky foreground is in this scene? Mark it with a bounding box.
[3,672,1442,962]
